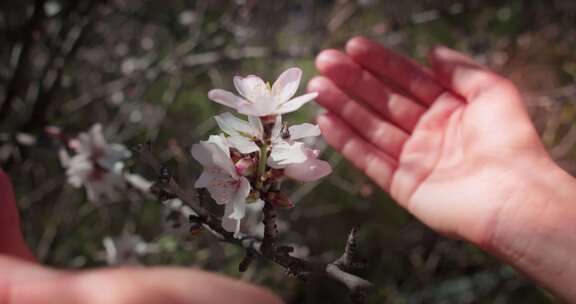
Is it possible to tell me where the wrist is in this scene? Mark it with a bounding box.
[481,158,576,301]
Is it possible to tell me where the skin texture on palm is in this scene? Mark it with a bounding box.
[0,170,282,304]
[310,37,576,302]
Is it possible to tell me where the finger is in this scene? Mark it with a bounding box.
[0,170,35,261]
[317,113,396,191]
[314,49,426,132]
[345,36,445,105]
[309,76,408,159]
[427,46,517,101]
[11,267,283,304]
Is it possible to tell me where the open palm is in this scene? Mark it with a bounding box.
[310,37,554,244]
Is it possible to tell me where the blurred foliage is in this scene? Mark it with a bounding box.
[2,0,576,303]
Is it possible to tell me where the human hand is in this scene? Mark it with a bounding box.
[0,170,282,304]
[310,37,576,301]
[309,36,557,245]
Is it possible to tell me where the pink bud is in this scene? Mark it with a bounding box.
[310,149,320,158]
[235,157,255,177]
[44,126,63,139]
[260,115,277,125]
[68,139,81,151]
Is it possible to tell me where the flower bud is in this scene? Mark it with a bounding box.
[45,126,63,139]
[260,115,277,125]
[235,157,255,176]
[267,192,294,209]
[189,222,202,236]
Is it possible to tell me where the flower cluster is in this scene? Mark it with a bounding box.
[60,124,131,202]
[192,68,331,236]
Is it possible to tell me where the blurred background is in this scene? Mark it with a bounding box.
[2,0,576,303]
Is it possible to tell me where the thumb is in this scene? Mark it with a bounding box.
[427,46,517,102]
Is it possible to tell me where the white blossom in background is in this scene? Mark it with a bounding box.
[191,135,260,236]
[208,68,318,117]
[162,198,197,236]
[103,232,149,265]
[59,124,131,202]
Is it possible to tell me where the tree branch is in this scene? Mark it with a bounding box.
[0,0,46,123]
[132,143,373,302]
[22,0,100,132]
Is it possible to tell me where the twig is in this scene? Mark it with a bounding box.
[261,199,278,255]
[0,0,46,123]
[22,0,100,132]
[132,143,373,302]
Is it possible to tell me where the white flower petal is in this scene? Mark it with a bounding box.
[191,139,237,178]
[289,123,321,141]
[214,112,259,137]
[268,141,307,167]
[66,155,92,186]
[107,144,131,160]
[234,75,268,100]
[124,173,153,192]
[194,171,213,188]
[190,143,214,167]
[237,95,278,117]
[228,134,260,154]
[207,134,231,158]
[221,202,239,235]
[98,144,130,172]
[208,89,249,109]
[75,134,94,155]
[248,116,263,137]
[58,148,71,168]
[270,115,283,141]
[206,173,238,205]
[220,177,250,236]
[272,68,302,101]
[276,92,318,115]
[90,124,107,149]
[230,177,250,219]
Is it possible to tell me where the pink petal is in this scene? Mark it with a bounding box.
[285,158,332,182]
[194,171,212,188]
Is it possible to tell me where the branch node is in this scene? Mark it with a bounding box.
[159,166,171,185]
[239,251,256,272]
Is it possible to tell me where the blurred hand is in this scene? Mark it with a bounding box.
[0,170,282,304]
[309,37,560,245]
